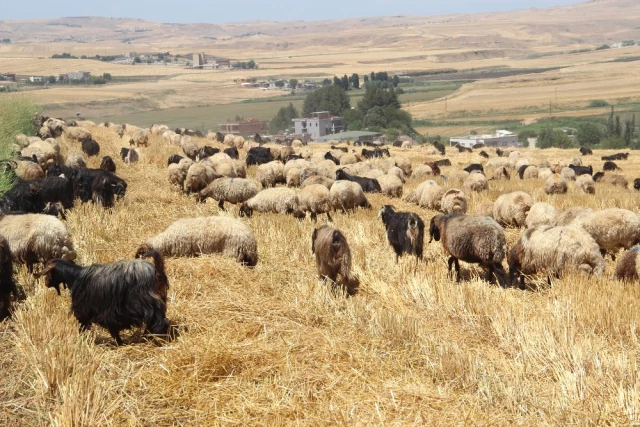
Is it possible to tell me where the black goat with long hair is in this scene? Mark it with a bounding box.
[100,156,116,173]
[378,205,424,269]
[35,250,170,345]
[335,169,381,193]
[223,147,239,159]
[198,145,220,160]
[324,151,340,165]
[0,236,20,321]
[81,138,100,157]
[433,141,446,155]
[167,154,184,166]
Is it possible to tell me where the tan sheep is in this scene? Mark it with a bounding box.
[418,181,447,210]
[522,165,538,179]
[15,161,44,180]
[377,174,403,198]
[463,172,488,192]
[413,165,434,179]
[492,166,510,180]
[575,174,595,194]
[440,189,467,214]
[330,180,370,212]
[296,184,333,221]
[544,174,568,195]
[525,202,559,229]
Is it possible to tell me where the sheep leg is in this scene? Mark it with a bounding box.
[108,327,124,346]
[485,264,495,283]
[447,256,456,280]
[218,200,225,210]
[493,264,508,288]
[310,212,318,222]
[326,212,333,222]
[454,259,461,282]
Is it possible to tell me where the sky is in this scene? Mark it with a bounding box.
[3,0,583,23]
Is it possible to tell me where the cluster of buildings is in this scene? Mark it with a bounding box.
[192,52,230,69]
[237,79,319,91]
[449,130,520,148]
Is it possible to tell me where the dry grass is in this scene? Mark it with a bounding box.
[1,126,640,425]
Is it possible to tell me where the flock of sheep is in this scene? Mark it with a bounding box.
[0,115,639,346]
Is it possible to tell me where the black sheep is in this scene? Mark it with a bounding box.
[167,154,184,165]
[634,178,640,191]
[324,151,340,165]
[568,164,593,176]
[593,172,605,182]
[198,145,220,160]
[463,163,484,174]
[81,138,100,157]
[424,162,441,176]
[223,147,239,160]
[35,250,170,346]
[603,161,620,171]
[496,148,504,157]
[579,146,593,156]
[335,169,381,193]
[246,147,272,166]
[433,141,446,155]
[330,145,348,153]
[100,156,116,173]
[0,236,20,322]
[456,144,472,153]
[479,150,489,159]
[91,175,116,208]
[378,205,424,267]
[602,153,629,161]
[120,147,130,162]
[71,169,127,203]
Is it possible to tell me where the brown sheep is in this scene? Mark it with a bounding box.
[311,225,359,296]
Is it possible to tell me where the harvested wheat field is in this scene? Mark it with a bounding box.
[2,125,640,425]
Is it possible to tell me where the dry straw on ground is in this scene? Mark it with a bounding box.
[1,128,640,425]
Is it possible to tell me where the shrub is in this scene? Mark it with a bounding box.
[589,100,609,108]
[0,97,39,194]
[600,136,627,149]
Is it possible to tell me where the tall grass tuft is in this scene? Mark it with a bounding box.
[0,96,39,195]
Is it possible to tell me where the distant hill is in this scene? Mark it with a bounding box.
[1,0,640,54]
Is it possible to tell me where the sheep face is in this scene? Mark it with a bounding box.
[239,203,253,218]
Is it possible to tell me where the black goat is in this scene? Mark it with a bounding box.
[167,154,184,166]
[634,178,640,191]
[81,138,100,157]
[434,159,451,167]
[36,250,170,346]
[335,169,381,193]
[593,172,605,182]
[568,164,593,176]
[324,152,340,165]
[424,162,441,176]
[456,144,472,153]
[496,148,504,157]
[120,148,139,164]
[378,205,424,268]
[198,146,220,160]
[603,161,620,171]
[71,169,127,204]
[91,175,116,208]
[0,236,20,322]
[331,145,348,153]
[463,163,484,174]
[579,146,593,156]
[46,163,73,178]
[473,143,485,149]
[479,150,489,159]
[433,141,446,155]
[100,156,116,173]
[223,147,239,159]
[602,153,629,161]
[246,147,272,166]
[0,181,44,214]
[517,165,528,179]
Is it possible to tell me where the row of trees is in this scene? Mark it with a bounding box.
[320,71,401,91]
[232,60,257,69]
[270,83,415,137]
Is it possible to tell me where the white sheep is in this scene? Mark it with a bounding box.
[575,174,595,194]
[493,191,533,228]
[525,202,559,229]
[138,216,258,266]
[463,172,488,192]
[544,174,568,195]
[509,225,605,288]
[377,174,403,198]
[198,177,259,209]
[0,214,76,272]
[329,180,370,212]
[572,208,640,258]
[296,184,333,221]
[522,165,538,179]
[185,163,218,194]
[412,165,434,179]
[240,187,299,217]
[65,152,87,169]
[440,189,467,214]
[256,161,285,188]
[418,180,446,210]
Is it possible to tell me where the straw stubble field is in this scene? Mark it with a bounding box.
[1,127,640,425]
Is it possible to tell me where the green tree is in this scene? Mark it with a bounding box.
[47,76,56,84]
[624,115,636,146]
[601,136,627,149]
[607,105,615,136]
[302,85,350,116]
[333,76,341,87]
[392,75,400,87]
[103,73,112,81]
[134,56,142,64]
[576,122,603,146]
[363,106,388,129]
[370,71,375,81]
[269,103,299,134]
[538,128,573,149]
[357,85,400,115]
[341,75,349,91]
[363,74,369,83]
[615,115,622,137]
[289,78,298,90]
[350,73,360,89]
[322,78,331,86]
[274,80,285,88]
[247,60,256,69]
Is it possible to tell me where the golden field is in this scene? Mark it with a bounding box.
[1,124,640,424]
[2,0,640,128]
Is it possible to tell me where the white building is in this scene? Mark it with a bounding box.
[450,130,520,148]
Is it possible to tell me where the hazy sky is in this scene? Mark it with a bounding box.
[4,0,583,23]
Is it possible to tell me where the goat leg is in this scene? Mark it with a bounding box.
[454,258,461,282]
[109,327,124,346]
